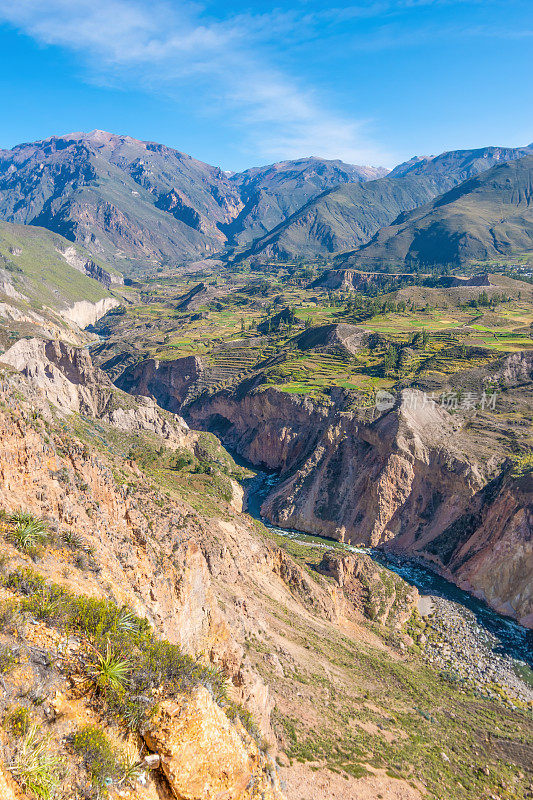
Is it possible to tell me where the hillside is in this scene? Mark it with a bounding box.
[237,146,533,262]
[224,157,387,248]
[0,220,120,345]
[339,155,533,267]
[0,132,383,274]
[0,336,530,800]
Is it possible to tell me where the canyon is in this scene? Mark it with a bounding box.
[107,347,533,628]
[0,127,531,800]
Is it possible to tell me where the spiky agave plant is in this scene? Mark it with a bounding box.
[114,607,137,633]
[9,723,62,799]
[7,512,49,553]
[87,645,131,693]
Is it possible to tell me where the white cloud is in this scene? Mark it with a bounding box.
[0,0,391,166]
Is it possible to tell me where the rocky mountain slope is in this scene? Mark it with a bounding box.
[338,155,533,267]
[224,157,387,248]
[0,132,383,274]
[0,131,244,273]
[238,145,533,262]
[0,221,121,347]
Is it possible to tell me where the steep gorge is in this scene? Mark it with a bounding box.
[1,339,532,799]
[111,350,533,627]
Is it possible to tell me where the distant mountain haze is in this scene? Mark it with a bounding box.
[239,146,533,263]
[224,158,387,247]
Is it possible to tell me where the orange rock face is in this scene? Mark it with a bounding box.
[144,688,282,800]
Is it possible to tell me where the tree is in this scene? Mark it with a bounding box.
[383,345,399,375]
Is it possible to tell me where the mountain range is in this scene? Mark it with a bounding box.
[0,130,383,273]
[0,130,532,273]
[240,146,533,263]
[337,155,533,267]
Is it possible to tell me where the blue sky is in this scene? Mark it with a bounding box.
[0,0,531,171]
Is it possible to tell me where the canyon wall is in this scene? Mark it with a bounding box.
[87,346,533,624]
[184,371,532,627]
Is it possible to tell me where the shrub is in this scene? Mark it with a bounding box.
[58,530,85,550]
[0,644,20,674]
[225,701,261,744]
[9,723,62,799]
[510,451,533,478]
[71,725,141,795]
[71,725,123,793]
[4,566,45,595]
[4,706,31,736]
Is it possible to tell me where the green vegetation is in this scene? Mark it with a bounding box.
[8,723,62,800]
[4,706,32,737]
[3,567,228,733]
[87,646,131,693]
[509,451,533,477]
[71,725,140,796]
[5,512,50,554]
[0,220,112,307]
[92,261,532,405]
[0,644,20,674]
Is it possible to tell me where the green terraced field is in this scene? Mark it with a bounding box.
[91,264,533,401]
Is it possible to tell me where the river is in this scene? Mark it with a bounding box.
[244,470,533,704]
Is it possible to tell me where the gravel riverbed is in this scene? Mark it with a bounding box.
[416,595,533,707]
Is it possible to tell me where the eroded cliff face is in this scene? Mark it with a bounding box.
[117,356,205,412]
[425,472,533,626]
[60,296,120,329]
[0,337,192,448]
[186,377,532,626]
[261,389,486,546]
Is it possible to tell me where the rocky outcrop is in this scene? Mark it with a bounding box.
[0,338,190,447]
[60,296,119,328]
[189,386,329,471]
[291,323,369,357]
[144,689,282,800]
[117,356,205,412]
[1,337,114,416]
[496,349,533,385]
[60,245,123,288]
[423,471,533,627]
[318,550,418,627]
[311,269,413,292]
[260,389,484,545]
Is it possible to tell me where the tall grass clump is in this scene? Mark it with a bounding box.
[9,723,62,799]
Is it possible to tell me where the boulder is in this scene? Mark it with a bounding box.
[144,687,282,800]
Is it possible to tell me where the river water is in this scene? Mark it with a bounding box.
[244,471,533,698]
